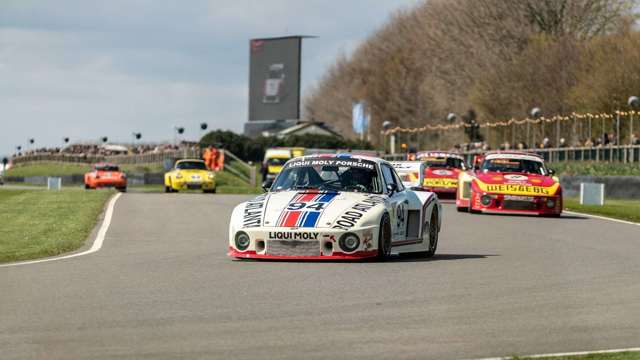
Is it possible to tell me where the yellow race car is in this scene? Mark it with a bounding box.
[165,159,216,193]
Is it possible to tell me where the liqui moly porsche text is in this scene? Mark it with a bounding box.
[268,232,319,240]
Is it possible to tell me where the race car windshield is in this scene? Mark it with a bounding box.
[95,165,119,172]
[266,158,289,166]
[271,159,382,194]
[424,157,464,169]
[176,161,207,170]
[481,158,547,175]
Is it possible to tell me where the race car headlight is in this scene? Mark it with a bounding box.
[546,198,556,209]
[339,233,360,253]
[481,195,492,206]
[235,231,250,251]
[208,172,215,179]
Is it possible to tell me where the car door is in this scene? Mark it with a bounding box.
[381,164,409,241]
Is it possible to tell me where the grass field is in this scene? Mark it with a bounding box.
[549,161,640,176]
[564,197,640,223]
[0,188,112,263]
[513,351,640,360]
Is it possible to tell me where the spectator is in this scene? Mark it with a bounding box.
[559,138,567,148]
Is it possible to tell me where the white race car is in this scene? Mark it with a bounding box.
[228,154,442,260]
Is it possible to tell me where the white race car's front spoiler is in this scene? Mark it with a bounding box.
[228,226,379,260]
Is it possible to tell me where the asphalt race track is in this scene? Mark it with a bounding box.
[1,194,639,360]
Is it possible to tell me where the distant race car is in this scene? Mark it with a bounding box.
[84,163,127,192]
[390,161,425,189]
[456,151,562,216]
[228,154,442,260]
[415,151,466,200]
[164,159,216,193]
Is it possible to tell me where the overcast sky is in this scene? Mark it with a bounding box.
[0,0,421,157]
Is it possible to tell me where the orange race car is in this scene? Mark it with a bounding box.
[84,163,127,192]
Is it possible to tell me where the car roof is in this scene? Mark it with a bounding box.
[290,153,388,165]
[484,151,544,162]
[416,151,464,160]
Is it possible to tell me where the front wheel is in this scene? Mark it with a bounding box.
[377,213,392,261]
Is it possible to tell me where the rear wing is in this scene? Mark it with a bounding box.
[390,161,425,189]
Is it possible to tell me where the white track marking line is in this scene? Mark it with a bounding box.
[564,210,640,226]
[469,346,640,360]
[0,192,122,268]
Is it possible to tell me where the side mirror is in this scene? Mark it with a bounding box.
[261,180,272,193]
[386,183,398,194]
[548,169,556,176]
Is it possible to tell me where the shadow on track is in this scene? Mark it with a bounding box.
[231,254,498,264]
[465,212,588,220]
[390,253,498,263]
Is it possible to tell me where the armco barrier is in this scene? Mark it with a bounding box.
[10,148,257,187]
[560,176,640,199]
[383,145,640,164]
[5,173,165,186]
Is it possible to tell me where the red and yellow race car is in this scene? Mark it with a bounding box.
[456,152,562,216]
[84,163,127,192]
[415,151,466,200]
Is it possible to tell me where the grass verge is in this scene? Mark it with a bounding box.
[564,197,640,223]
[0,188,113,263]
[549,161,640,176]
[215,170,262,194]
[512,351,640,359]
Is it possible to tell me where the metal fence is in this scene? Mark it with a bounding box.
[11,148,201,166]
[382,145,640,164]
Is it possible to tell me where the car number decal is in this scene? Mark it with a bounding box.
[277,192,338,228]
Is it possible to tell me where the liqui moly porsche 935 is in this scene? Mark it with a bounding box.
[228,154,442,260]
[456,151,562,216]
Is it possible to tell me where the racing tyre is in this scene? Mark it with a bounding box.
[165,186,171,193]
[85,184,90,190]
[424,211,439,257]
[117,187,127,193]
[377,213,392,260]
[456,206,467,213]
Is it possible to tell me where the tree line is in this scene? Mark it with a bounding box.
[304,0,640,149]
